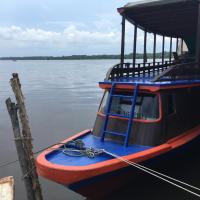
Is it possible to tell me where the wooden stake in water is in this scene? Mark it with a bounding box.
[6,73,43,200]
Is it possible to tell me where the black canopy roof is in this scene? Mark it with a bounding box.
[118,0,199,38]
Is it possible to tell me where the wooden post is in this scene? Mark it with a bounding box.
[176,38,179,53]
[6,73,43,200]
[120,16,125,68]
[181,39,184,54]
[6,98,35,200]
[153,33,156,66]
[195,0,200,66]
[133,24,138,67]
[162,36,165,65]
[169,37,172,62]
[143,30,147,64]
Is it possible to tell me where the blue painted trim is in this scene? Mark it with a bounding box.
[104,131,126,137]
[99,78,200,88]
[101,82,140,146]
[101,82,116,142]
[125,83,138,146]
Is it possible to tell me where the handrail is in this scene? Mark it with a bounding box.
[105,60,175,81]
[105,60,200,82]
[153,62,200,82]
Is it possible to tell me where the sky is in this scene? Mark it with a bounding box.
[0,0,174,57]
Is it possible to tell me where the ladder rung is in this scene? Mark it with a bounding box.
[104,131,126,137]
[107,113,129,118]
[111,94,133,99]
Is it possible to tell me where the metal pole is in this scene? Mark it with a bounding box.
[143,30,147,64]
[169,37,172,62]
[195,0,200,66]
[162,36,165,65]
[153,33,156,66]
[133,24,138,67]
[120,16,125,68]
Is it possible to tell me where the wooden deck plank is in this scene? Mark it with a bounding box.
[0,176,14,200]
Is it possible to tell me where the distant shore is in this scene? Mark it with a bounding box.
[0,52,170,61]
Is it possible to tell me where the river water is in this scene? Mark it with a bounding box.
[0,60,200,200]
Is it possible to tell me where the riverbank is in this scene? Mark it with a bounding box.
[0,52,171,61]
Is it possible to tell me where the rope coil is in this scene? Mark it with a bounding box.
[62,139,200,198]
[62,140,104,158]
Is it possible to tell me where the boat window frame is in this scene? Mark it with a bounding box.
[98,89,162,123]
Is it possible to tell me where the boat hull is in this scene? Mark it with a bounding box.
[68,133,200,199]
[36,126,200,199]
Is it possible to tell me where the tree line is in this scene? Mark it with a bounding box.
[0,52,171,60]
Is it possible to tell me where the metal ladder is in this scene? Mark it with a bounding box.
[101,82,139,146]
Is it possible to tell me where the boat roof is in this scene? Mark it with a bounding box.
[99,76,200,92]
[118,0,199,37]
[100,61,200,91]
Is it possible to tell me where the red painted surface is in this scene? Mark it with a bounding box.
[99,83,160,92]
[36,125,200,185]
[99,83,200,92]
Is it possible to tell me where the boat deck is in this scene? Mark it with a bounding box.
[46,133,152,166]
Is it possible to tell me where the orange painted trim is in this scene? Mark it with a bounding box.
[99,83,200,92]
[99,83,159,92]
[36,125,200,185]
[97,92,163,123]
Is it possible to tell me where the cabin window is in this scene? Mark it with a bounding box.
[99,91,109,113]
[167,94,175,115]
[99,91,159,120]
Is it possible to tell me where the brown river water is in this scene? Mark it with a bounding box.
[0,60,200,200]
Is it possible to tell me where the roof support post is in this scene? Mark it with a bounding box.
[181,39,183,54]
[120,16,125,68]
[195,0,200,67]
[153,33,156,66]
[169,37,172,62]
[143,30,147,64]
[176,38,179,53]
[133,24,138,67]
[162,36,165,65]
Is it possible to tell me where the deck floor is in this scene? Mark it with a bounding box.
[46,134,152,166]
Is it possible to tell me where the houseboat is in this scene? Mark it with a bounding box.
[36,0,200,198]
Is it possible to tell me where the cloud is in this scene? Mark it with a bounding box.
[0,25,122,56]
[0,23,176,57]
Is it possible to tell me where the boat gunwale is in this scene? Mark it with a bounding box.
[36,125,200,175]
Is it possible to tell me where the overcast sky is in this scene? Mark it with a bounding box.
[0,0,173,57]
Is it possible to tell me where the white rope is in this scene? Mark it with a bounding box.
[103,150,200,198]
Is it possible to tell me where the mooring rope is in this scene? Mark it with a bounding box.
[103,149,200,198]
[55,139,200,198]
[1,139,200,198]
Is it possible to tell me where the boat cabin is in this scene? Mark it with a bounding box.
[92,0,200,147]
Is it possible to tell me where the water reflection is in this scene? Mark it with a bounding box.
[0,60,200,200]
